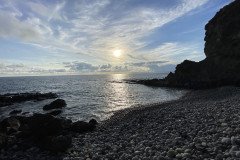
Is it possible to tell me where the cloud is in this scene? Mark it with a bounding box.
[27,1,65,21]
[130,61,168,67]
[0,62,67,76]
[100,64,112,69]
[65,62,99,72]
[0,0,209,61]
[0,10,41,41]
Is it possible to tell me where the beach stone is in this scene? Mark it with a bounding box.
[176,148,183,153]
[43,99,66,110]
[176,154,182,159]
[182,153,191,158]
[231,136,238,145]
[167,149,176,158]
[236,151,240,158]
[230,146,238,152]
[221,137,231,144]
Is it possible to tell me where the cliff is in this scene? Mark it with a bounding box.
[137,0,240,89]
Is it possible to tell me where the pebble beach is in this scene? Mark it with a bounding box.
[2,86,240,159]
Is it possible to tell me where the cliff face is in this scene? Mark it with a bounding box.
[204,0,240,59]
[139,0,240,89]
[164,0,240,89]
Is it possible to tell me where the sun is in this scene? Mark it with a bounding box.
[114,50,121,57]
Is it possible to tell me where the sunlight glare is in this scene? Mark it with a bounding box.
[114,50,121,57]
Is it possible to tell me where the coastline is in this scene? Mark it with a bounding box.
[2,86,239,159]
[65,86,240,160]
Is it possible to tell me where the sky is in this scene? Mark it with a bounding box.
[0,0,234,76]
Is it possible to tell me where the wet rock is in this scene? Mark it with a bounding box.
[70,121,95,133]
[0,117,20,134]
[28,113,65,136]
[9,109,22,115]
[43,99,66,110]
[47,110,62,116]
[0,92,58,107]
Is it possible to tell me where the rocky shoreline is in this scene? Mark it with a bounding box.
[1,86,240,159]
[133,0,240,89]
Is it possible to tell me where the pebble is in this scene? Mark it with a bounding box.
[221,138,231,144]
[236,151,240,158]
[167,149,177,158]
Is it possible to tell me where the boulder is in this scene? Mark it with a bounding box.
[70,121,96,133]
[89,119,98,126]
[43,99,66,110]
[28,113,67,136]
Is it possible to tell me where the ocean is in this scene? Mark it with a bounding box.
[0,73,187,122]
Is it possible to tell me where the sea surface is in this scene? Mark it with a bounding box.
[0,73,187,121]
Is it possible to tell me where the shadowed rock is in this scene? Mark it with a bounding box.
[9,109,22,115]
[28,113,69,136]
[70,120,97,133]
[38,135,72,152]
[0,117,21,135]
[43,99,66,110]
[0,92,58,107]
[47,110,62,116]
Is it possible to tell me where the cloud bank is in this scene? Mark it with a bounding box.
[0,0,214,76]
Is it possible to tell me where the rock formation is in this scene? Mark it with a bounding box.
[134,0,240,89]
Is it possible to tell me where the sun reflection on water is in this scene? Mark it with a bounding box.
[104,74,131,112]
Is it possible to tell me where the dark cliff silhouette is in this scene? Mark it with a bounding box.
[134,0,240,89]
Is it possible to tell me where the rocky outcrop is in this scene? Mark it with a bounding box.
[135,0,240,89]
[0,113,98,152]
[0,92,58,107]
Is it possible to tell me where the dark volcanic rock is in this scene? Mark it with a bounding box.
[43,99,66,110]
[135,0,240,89]
[0,92,58,107]
[89,119,98,126]
[0,132,6,149]
[47,109,62,116]
[0,117,21,134]
[28,113,67,136]
[70,121,96,133]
